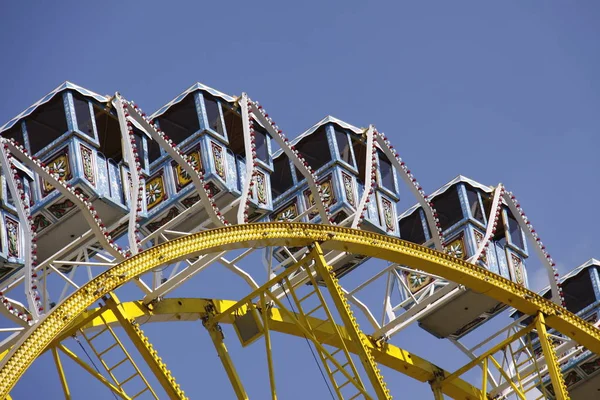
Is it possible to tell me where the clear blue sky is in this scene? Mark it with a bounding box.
[1,1,599,399]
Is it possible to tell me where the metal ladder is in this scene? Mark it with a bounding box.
[506,333,553,399]
[285,264,371,400]
[79,313,159,399]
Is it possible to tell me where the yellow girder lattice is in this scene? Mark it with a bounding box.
[1,223,600,398]
[60,298,482,400]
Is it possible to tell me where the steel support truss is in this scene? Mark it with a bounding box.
[203,243,391,399]
[58,297,482,399]
[1,223,599,399]
[441,312,569,400]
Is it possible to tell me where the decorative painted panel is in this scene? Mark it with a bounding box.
[211,141,226,180]
[331,210,349,225]
[446,235,466,260]
[33,214,51,233]
[48,198,76,219]
[182,194,200,208]
[255,171,268,205]
[403,270,433,294]
[42,148,71,197]
[5,217,19,258]
[580,357,600,375]
[274,201,298,222]
[145,172,167,211]
[303,175,336,219]
[510,254,525,285]
[172,147,202,192]
[341,172,355,207]
[563,370,583,388]
[181,182,220,208]
[380,197,395,232]
[146,207,180,232]
[206,182,220,197]
[80,144,95,186]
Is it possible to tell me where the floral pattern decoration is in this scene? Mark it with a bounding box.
[274,202,298,222]
[145,173,167,210]
[446,236,466,260]
[42,149,72,196]
[404,270,433,294]
[173,148,202,191]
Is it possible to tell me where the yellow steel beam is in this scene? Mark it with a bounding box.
[204,318,249,400]
[489,355,526,400]
[535,313,570,400]
[312,242,391,399]
[51,347,71,400]
[105,295,187,400]
[431,383,444,400]
[480,357,488,400]
[1,223,599,398]
[260,293,277,400]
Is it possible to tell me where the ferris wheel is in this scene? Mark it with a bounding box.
[0,81,598,399]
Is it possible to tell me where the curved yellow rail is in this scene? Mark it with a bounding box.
[1,223,599,398]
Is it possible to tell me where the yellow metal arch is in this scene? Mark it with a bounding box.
[1,222,600,398]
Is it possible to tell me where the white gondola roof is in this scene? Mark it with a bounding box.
[398,175,494,219]
[151,82,236,119]
[272,115,366,159]
[0,81,108,133]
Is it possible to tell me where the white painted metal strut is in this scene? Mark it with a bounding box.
[468,184,503,264]
[351,126,375,228]
[373,282,460,339]
[237,93,254,224]
[113,96,144,255]
[374,134,444,251]
[0,146,37,318]
[0,296,30,327]
[142,252,226,304]
[248,100,330,223]
[502,191,561,305]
